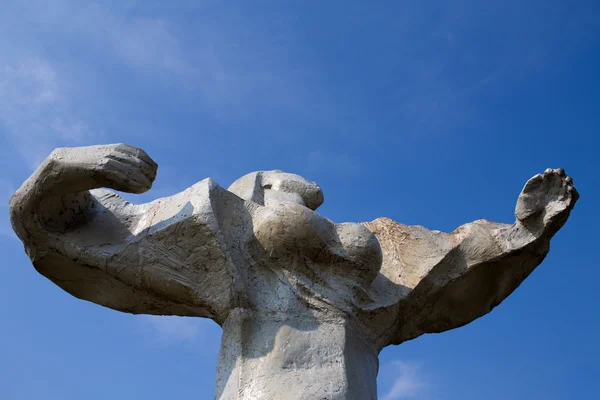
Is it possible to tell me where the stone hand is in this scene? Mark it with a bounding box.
[49,144,158,194]
[515,168,578,236]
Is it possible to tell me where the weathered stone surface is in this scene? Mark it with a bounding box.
[9,144,578,399]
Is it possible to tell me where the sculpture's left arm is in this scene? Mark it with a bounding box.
[365,169,578,346]
[9,144,240,322]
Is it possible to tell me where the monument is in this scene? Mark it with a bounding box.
[9,144,578,399]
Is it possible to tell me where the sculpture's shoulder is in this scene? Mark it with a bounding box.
[59,178,253,257]
[125,178,249,237]
[363,217,455,297]
[365,217,453,261]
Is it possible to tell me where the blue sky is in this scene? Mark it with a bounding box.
[1,1,598,399]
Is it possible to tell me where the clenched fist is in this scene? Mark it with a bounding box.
[48,144,158,194]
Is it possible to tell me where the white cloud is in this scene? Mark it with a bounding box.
[381,361,426,400]
[0,2,203,171]
[143,315,199,342]
[55,2,191,75]
[137,315,213,345]
[3,1,193,77]
[0,58,92,168]
[0,0,323,126]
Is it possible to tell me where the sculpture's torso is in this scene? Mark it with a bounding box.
[215,309,379,400]
[212,201,383,399]
[91,181,384,399]
[243,202,383,314]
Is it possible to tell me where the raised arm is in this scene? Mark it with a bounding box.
[364,169,578,347]
[9,145,236,323]
[10,144,156,246]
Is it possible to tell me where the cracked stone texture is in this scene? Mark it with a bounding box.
[9,144,579,400]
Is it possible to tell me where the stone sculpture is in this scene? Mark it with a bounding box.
[9,144,578,399]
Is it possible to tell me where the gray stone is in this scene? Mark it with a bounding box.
[9,144,579,399]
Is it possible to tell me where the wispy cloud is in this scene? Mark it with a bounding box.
[0,1,210,170]
[381,361,426,400]
[26,1,192,76]
[0,0,328,144]
[140,316,200,343]
[136,315,219,347]
[0,58,92,168]
[2,1,195,84]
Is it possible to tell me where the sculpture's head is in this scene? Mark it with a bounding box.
[228,170,324,211]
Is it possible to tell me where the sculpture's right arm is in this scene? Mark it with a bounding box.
[9,145,237,323]
[364,169,577,347]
